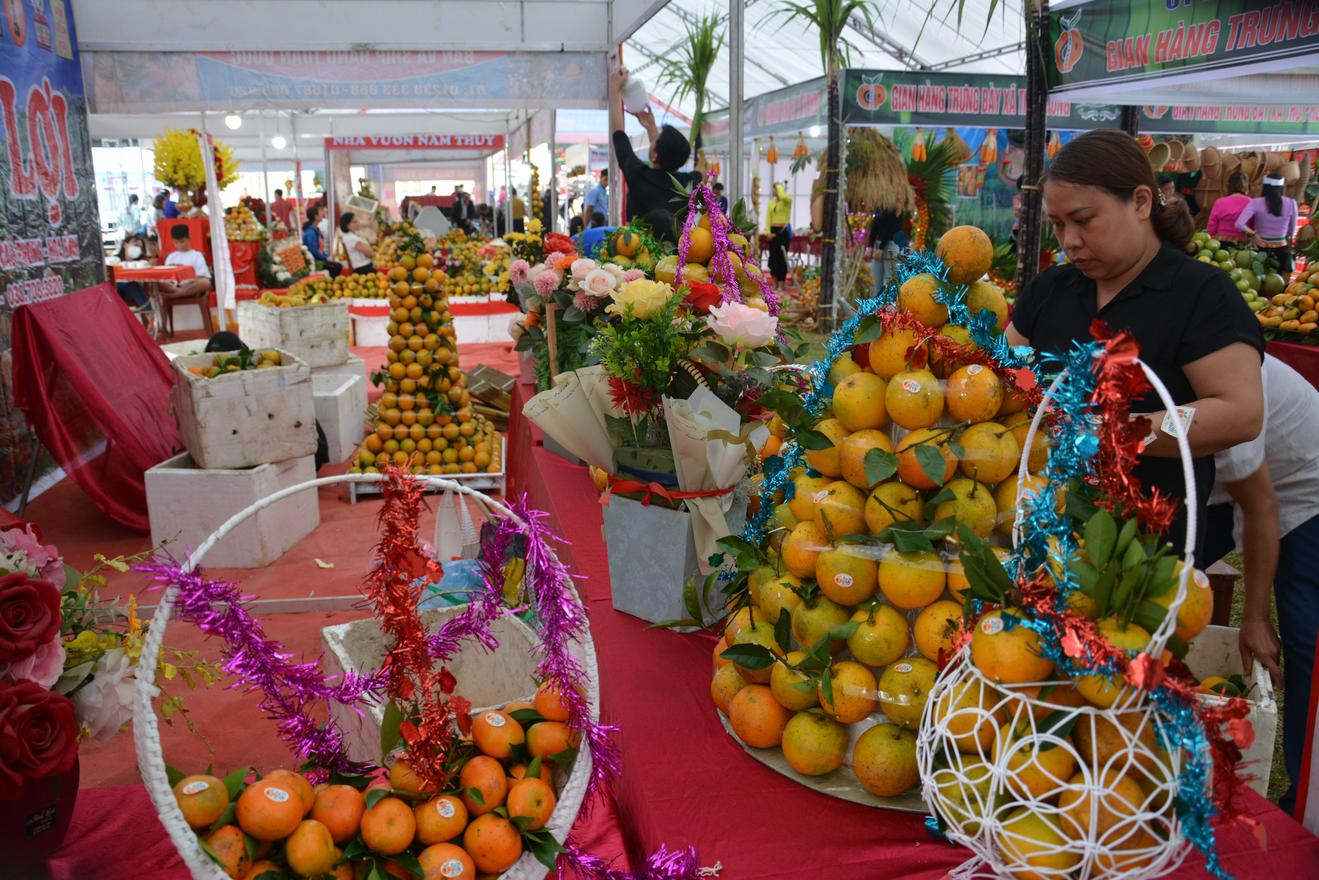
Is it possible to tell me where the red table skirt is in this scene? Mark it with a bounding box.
[1268,340,1319,391]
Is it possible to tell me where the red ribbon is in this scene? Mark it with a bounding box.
[599,475,736,508]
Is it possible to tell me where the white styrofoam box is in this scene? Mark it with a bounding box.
[313,372,366,464]
[145,452,319,569]
[171,350,317,470]
[453,314,515,344]
[351,298,391,347]
[311,353,367,386]
[159,340,206,361]
[238,300,350,367]
[1185,624,1278,795]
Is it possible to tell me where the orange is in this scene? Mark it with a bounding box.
[847,602,910,667]
[389,758,438,796]
[507,777,556,831]
[818,660,879,723]
[876,657,938,728]
[970,608,1054,685]
[781,711,850,776]
[828,355,863,386]
[929,676,1004,754]
[527,721,579,759]
[310,784,366,844]
[802,418,849,477]
[852,723,920,796]
[463,814,523,874]
[813,480,867,538]
[172,774,229,829]
[787,473,834,523]
[895,428,957,488]
[285,819,337,877]
[414,794,469,845]
[998,809,1080,880]
[1010,681,1086,721]
[994,474,1047,537]
[957,422,1020,485]
[994,720,1078,801]
[418,842,476,879]
[966,280,1009,331]
[929,324,974,378]
[758,575,804,627]
[944,364,1004,423]
[1057,768,1144,839]
[723,606,760,645]
[361,796,417,855]
[1006,418,1048,473]
[831,372,888,432]
[471,710,526,759]
[534,679,574,722]
[885,369,944,430]
[769,650,819,711]
[711,663,750,714]
[685,225,715,264]
[935,226,994,285]
[898,274,949,327]
[781,521,827,580]
[507,761,555,789]
[728,684,792,748]
[205,824,251,879]
[240,860,283,880]
[263,769,315,816]
[868,326,929,379]
[791,594,849,653]
[947,546,1011,602]
[458,756,508,815]
[1150,564,1213,642]
[933,478,998,539]
[1075,617,1149,708]
[864,481,923,534]
[839,429,895,490]
[236,780,303,841]
[877,550,946,609]
[815,546,878,607]
[913,599,963,661]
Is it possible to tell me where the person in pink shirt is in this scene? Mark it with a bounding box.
[1237,175,1299,274]
[270,188,294,229]
[1206,171,1251,242]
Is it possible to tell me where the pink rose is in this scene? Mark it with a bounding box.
[582,268,618,298]
[0,639,66,689]
[622,268,646,282]
[532,268,562,296]
[706,301,779,348]
[508,259,531,284]
[0,524,64,589]
[600,262,626,283]
[570,258,598,282]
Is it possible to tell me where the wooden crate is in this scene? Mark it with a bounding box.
[237,300,350,367]
[171,350,317,469]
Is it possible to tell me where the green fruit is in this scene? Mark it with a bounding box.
[1263,273,1286,296]
[1240,269,1259,291]
[1236,279,1250,292]
[1207,239,1221,251]
[1214,250,1231,262]
[1198,254,1213,263]
[1234,250,1255,268]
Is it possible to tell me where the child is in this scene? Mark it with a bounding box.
[162,225,213,299]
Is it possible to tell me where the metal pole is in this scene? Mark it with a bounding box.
[728,0,744,208]
[504,117,514,235]
[608,38,622,226]
[259,116,272,239]
[549,108,559,232]
[1120,105,1140,137]
[291,113,303,231]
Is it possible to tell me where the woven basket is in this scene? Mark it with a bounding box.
[917,360,1199,880]
[132,473,600,880]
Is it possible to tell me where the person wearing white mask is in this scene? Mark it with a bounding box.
[115,235,149,309]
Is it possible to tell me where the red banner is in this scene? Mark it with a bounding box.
[323,134,504,151]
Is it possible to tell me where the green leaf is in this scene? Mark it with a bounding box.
[206,802,238,835]
[1121,537,1147,570]
[1114,517,1140,557]
[510,708,546,725]
[198,837,223,868]
[1146,556,1179,598]
[524,827,567,869]
[380,700,404,764]
[774,608,792,654]
[828,620,861,641]
[820,663,835,709]
[1064,489,1100,523]
[255,871,284,880]
[720,643,776,670]
[165,764,186,788]
[1133,600,1170,634]
[716,535,761,571]
[1035,710,1080,750]
[387,852,425,878]
[796,428,835,451]
[221,766,251,800]
[367,862,386,880]
[366,788,392,809]
[853,316,882,345]
[1083,510,1118,568]
[914,445,949,486]
[956,525,1014,603]
[682,577,704,625]
[1072,561,1101,594]
[343,839,370,860]
[243,831,259,861]
[863,449,898,486]
[465,787,486,807]
[1093,568,1117,615]
[511,814,535,831]
[525,755,544,779]
[562,306,587,323]
[884,527,936,554]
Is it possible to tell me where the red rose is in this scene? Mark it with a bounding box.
[0,680,78,798]
[543,233,576,256]
[0,573,61,664]
[682,281,722,315]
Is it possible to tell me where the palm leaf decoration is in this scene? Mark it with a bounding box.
[906,135,960,249]
[655,13,725,146]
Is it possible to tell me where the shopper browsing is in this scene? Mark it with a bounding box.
[1237,175,1299,274]
[510,188,526,233]
[339,211,375,275]
[270,189,294,229]
[1207,172,1252,242]
[302,204,342,277]
[583,169,608,228]
[766,183,793,289]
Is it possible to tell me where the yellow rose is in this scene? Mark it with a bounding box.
[607,279,675,319]
[527,218,544,235]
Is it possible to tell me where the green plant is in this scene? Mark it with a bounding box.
[656,13,726,146]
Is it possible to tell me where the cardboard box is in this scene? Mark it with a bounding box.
[145,453,318,569]
[313,372,366,464]
[171,350,317,470]
[602,493,746,627]
[238,300,350,367]
[1186,624,1278,795]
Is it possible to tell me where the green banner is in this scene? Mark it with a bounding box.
[1049,0,1319,92]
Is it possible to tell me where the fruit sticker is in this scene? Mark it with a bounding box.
[437,799,456,818]
[1055,10,1083,74]
[966,364,983,376]
[835,573,854,589]
[181,780,210,796]
[483,712,506,728]
[901,379,921,394]
[440,860,466,878]
[894,662,913,674]
[980,616,1005,635]
[262,786,290,803]
[813,490,830,505]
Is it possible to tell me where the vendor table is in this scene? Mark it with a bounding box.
[113,265,198,338]
[505,380,1319,878]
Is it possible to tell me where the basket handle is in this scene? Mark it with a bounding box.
[1009,357,1197,659]
[130,474,527,880]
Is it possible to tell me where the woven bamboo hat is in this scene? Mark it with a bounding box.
[1180,142,1201,172]
[1148,142,1171,171]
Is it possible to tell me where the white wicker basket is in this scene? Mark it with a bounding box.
[917,358,1200,880]
[132,473,600,880]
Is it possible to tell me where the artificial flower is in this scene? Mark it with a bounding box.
[607,279,674,319]
[622,268,647,282]
[0,523,64,588]
[682,281,722,315]
[526,217,544,236]
[599,262,626,284]
[572,290,600,312]
[543,232,576,255]
[0,573,61,664]
[72,648,146,746]
[508,259,531,284]
[0,638,65,689]
[531,268,562,297]
[582,268,618,298]
[706,300,779,348]
[549,252,576,273]
[570,258,598,283]
[0,679,78,797]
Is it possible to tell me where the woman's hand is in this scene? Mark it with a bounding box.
[1252,234,1267,249]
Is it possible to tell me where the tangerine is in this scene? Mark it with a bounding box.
[172,774,228,829]
[360,796,417,855]
[417,842,476,880]
[711,663,750,714]
[285,819,337,877]
[818,660,879,723]
[310,784,366,844]
[970,608,1054,684]
[534,680,574,722]
[236,781,303,841]
[471,710,526,759]
[769,651,819,711]
[527,721,578,759]
[414,795,469,845]
[781,711,850,776]
[728,684,792,748]
[852,723,920,796]
[458,756,508,816]
[463,814,523,874]
[877,657,938,728]
[913,599,963,661]
[263,769,315,815]
[885,369,944,430]
[205,825,251,879]
[846,603,910,667]
[507,777,556,831]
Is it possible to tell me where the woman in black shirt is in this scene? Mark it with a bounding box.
[1007,130,1264,553]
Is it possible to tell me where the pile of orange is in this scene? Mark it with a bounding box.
[348,247,503,477]
[288,272,392,301]
[175,682,579,879]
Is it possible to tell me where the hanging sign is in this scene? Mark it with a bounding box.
[324,135,506,151]
[1048,0,1319,93]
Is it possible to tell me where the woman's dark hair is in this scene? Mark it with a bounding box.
[339,211,355,233]
[1226,171,1249,196]
[204,331,245,353]
[654,125,691,172]
[1043,129,1193,249]
[305,203,321,228]
[1262,180,1284,217]
[119,235,145,260]
[153,192,167,209]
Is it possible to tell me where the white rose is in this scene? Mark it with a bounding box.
[71,648,153,745]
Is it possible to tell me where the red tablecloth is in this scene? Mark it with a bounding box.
[112,265,195,283]
[1267,340,1319,391]
[505,380,1319,878]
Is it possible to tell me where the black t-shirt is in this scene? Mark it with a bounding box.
[611,130,698,237]
[1012,242,1264,552]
